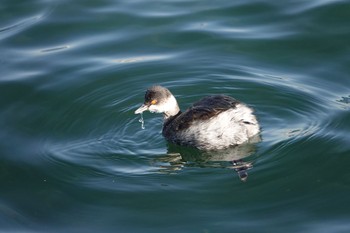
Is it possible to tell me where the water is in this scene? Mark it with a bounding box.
[138,112,145,130]
[1,0,350,232]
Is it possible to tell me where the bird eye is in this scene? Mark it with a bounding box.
[151,99,157,105]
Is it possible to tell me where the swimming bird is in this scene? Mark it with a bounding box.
[135,85,260,150]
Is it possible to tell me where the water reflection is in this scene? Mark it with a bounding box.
[154,137,260,182]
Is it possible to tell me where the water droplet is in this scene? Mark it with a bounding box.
[138,113,145,129]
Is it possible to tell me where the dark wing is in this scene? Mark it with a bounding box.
[192,95,239,113]
[164,95,240,132]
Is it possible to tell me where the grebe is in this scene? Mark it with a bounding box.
[135,85,260,150]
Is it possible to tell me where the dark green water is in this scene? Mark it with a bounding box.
[1,0,350,232]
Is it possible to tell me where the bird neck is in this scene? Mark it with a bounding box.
[163,110,182,131]
[163,95,180,119]
[164,104,180,119]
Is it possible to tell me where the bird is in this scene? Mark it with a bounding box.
[135,85,260,150]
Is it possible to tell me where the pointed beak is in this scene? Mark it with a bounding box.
[134,104,149,114]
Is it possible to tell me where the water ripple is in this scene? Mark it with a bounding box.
[1,0,350,231]
[0,15,43,40]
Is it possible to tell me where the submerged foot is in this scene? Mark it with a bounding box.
[232,160,253,182]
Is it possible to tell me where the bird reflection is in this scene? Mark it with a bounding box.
[154,135,260,181]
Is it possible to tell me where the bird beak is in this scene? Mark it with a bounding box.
[135,104,148,114]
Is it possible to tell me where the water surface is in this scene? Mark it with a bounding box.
[1,0,350,232]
